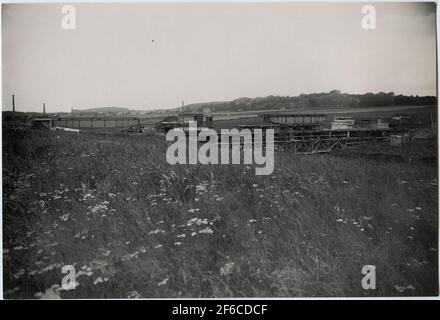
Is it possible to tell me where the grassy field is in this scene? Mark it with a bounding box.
[2,128,438,298]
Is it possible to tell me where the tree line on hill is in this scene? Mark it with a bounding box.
[2,91,436,119]
[182,91,437,113]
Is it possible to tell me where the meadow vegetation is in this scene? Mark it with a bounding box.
[2,128,438,298]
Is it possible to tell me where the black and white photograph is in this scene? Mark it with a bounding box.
[1,1,438,300]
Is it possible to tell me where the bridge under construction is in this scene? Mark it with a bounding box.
[236,113,407,154]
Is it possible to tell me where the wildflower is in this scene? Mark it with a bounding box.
[77,270,93,277]
[148,229,165,235]
[44,242,59,248]
[93,277,104,285]
[394,285,405,293]
[394,285,415,293]
[198,227,213,234]
[127,291,143,299]
[220,262,235,276]
[35,285,63,299]
[158,278,169,286]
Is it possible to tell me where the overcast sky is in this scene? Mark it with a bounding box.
[2,2,437,112]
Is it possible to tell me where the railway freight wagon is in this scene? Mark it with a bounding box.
[53,117,141,129]
[261,113,327,129]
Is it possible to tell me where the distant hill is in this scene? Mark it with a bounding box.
[170,101,226,113]
[170,92,436,114]
[68,92,436,116]
[71,107,130,113]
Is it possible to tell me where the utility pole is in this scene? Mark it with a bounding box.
[12,94,15,112]
[43,102,46,115]
[181,100,184,126]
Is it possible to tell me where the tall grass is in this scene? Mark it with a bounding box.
[2,128,438,298]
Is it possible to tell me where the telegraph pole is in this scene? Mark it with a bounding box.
[181,100,184,126]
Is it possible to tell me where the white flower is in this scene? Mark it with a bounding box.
[158,278,169,286]
[394,285,405,293]
[148,229,165,235]
[220,262,235,276]
[198,227,213,234]
[127,291,143,299]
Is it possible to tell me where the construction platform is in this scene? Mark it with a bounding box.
[235,123,397,154]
